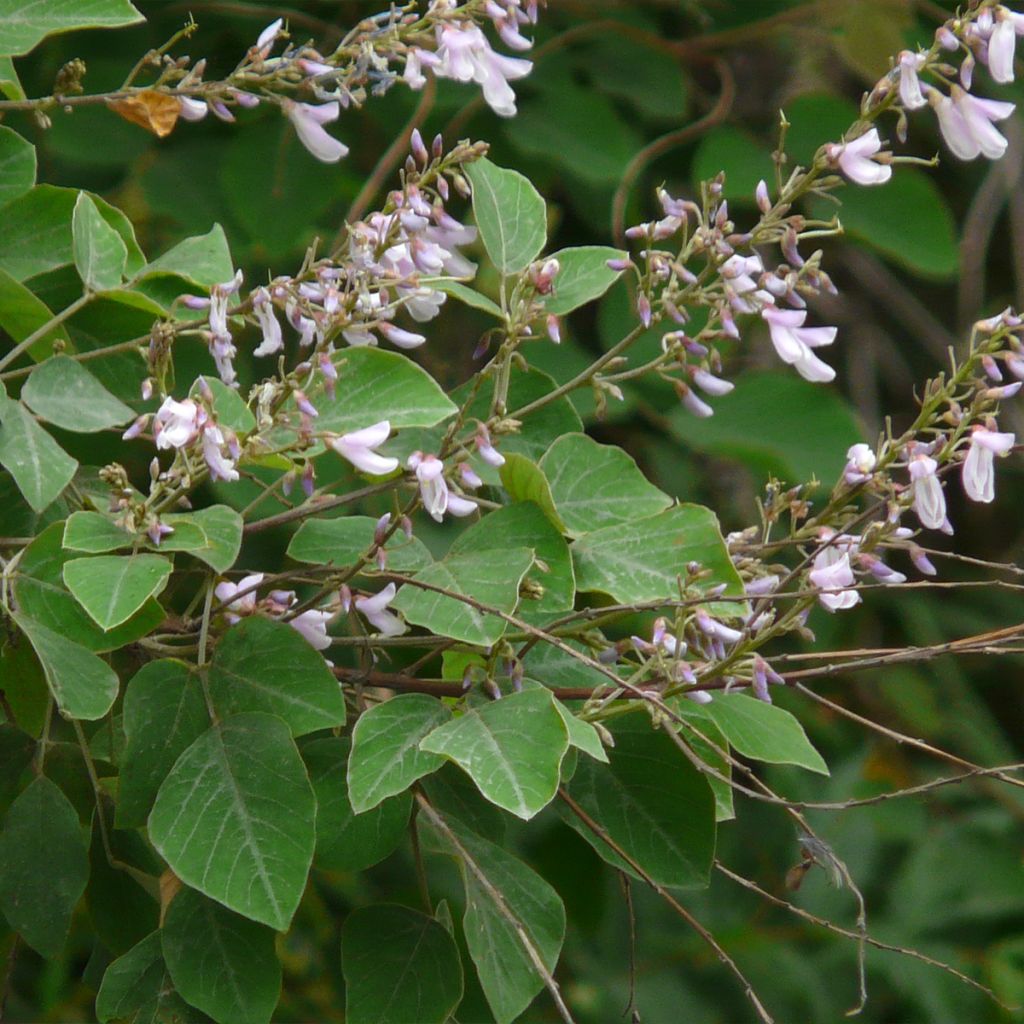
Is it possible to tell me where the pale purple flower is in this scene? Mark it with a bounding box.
[676,381,714,418]
[652,617,686,657]
[751,655,784,702]
[252,287,283,357]
[289,608,334,651]
[411,453,448,521]
[695,609,743,645]
[475,428,505,467]
[355,583,407,637]
[122,414,149,441]
[909,544,938,576]
[284,99,348,163]
[177,97,208,121]
[154,398,202,449]
[330,421,399,476]
[988,11,1018,83]
[844,442,876,484]
[809,549,861,612]
[761,306,837,383]
[215,572,264,623]
[446,493,479,517]
[929,85,1016,161]
[209,270,243,339]
[962,426,1015,502]
[255,17,284,53]
[378,322,426,349]
[459,463,484,489]
[858,553,907,585]
[202,424,239,482]
[431,22,532,117]
[690,367,734,396]
[908,453,947,529]
[898,51,927,110]
[826,128,892,185]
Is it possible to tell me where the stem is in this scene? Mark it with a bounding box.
[0,294,92,373]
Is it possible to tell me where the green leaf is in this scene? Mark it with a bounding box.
[572,504,745,614]
[0,57,25,101]
[72,192,127,292]
[12,611,119,719]
[436,816,565,1024]
[138,224,233,289]
[0,125,35,209]
[0,775,89,955]
[498,454,567,534]
[287,515,432,572]
[510,87,642,188]
[0,185,142,282]
[149,713,316,930]
[669,371,861,488]
[163,504,243,573]
[465,158,547,274]
[0,724,36,804]
[551,695,608,764]
[208,617,346,736]
[348,694,452,814]
[391,547,535,647]
[313,347,457,434]
[117,660,209,828]
[450,502,575,616]
[22,355,134,432]
[697,693,829,774]
[304,737,410,872]
[565,713,716,888]
[0,0,144,56]
[809,169,958,279]
[96,931,198,1024]
[62,510,134,552]
[677,714,734,822]
[13,522,164,652]
[63,553,171,630]
[162,886,281,1024]
[434,278,503,317]
[0,267,71,362]
[0,401,77,511]
[421,688,569,820]
[543,246,625,316]
[540,432,671,536]
[342,905,463,1024]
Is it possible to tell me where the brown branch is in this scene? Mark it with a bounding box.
[558,788,775,1024]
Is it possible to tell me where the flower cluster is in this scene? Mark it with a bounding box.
[164,2,540,163]
[214,573,407,653]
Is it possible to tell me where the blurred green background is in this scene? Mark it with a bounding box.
[3,1,1024,1020]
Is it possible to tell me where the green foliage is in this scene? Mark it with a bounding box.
[466,157,547,274]
[148,713,316,931]
[342,905,463,1024]
[0,0,143,56]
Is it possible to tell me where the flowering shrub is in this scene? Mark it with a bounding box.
[0,2,1023,1022]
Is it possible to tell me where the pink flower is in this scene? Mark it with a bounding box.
[284,99,348,163]
[177,97,208,121]
[843,443,876,484]
[475,427,505,467]
[252,287,283,357]
[288,608,334,650]
[329,421,399,476]
[410,453,448,521]
[215,573,264,623]
[962,426,1015,502]
[908,453,947,530]
[898,51,927,110]
[826,128,891,185]
[929,85,1015,161]
[431,22,532,117]
[154,398,202,449]
[808,549,861,612]
[987,11,1018,84]
[761,306,837,383]
[202,424,239,482]
[355,583,407,636]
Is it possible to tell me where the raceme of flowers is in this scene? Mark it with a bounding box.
[165,1,539,163]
